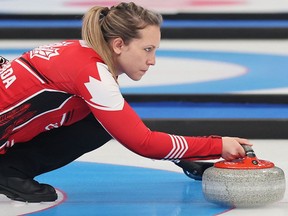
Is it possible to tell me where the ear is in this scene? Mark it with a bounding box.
[111,37,124,55]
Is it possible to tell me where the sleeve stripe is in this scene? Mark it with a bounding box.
[164,135,188,160]
[175,136,188,158]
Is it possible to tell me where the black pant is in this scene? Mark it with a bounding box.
[0,114,112,179]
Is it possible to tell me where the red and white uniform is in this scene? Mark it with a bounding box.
[0,40,222,159]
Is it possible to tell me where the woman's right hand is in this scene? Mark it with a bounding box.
[221,136,252,161]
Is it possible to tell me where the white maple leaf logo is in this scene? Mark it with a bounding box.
[30,41,73,60]
[84,62,124,111]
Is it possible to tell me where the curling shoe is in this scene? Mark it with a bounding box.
[175,160,214,181]
[0,174,57,202]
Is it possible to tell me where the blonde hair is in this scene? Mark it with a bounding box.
[81,2,163,80]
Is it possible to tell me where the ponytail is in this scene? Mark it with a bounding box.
[82,6,117,80]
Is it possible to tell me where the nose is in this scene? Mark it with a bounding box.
[147,54,156,66]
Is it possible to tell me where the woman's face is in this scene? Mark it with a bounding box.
[112,25,161,81]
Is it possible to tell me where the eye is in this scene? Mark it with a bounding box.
[144,47,152,52]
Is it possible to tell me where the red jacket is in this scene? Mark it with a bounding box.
[0,40,222,159]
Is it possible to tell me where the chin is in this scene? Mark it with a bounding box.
[126,71,144,81]
[131,78,141,81]
[130,75,143,81]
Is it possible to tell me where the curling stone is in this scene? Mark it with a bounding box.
[202,145,286,208]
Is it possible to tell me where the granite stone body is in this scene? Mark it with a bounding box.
[202,166,286,208]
